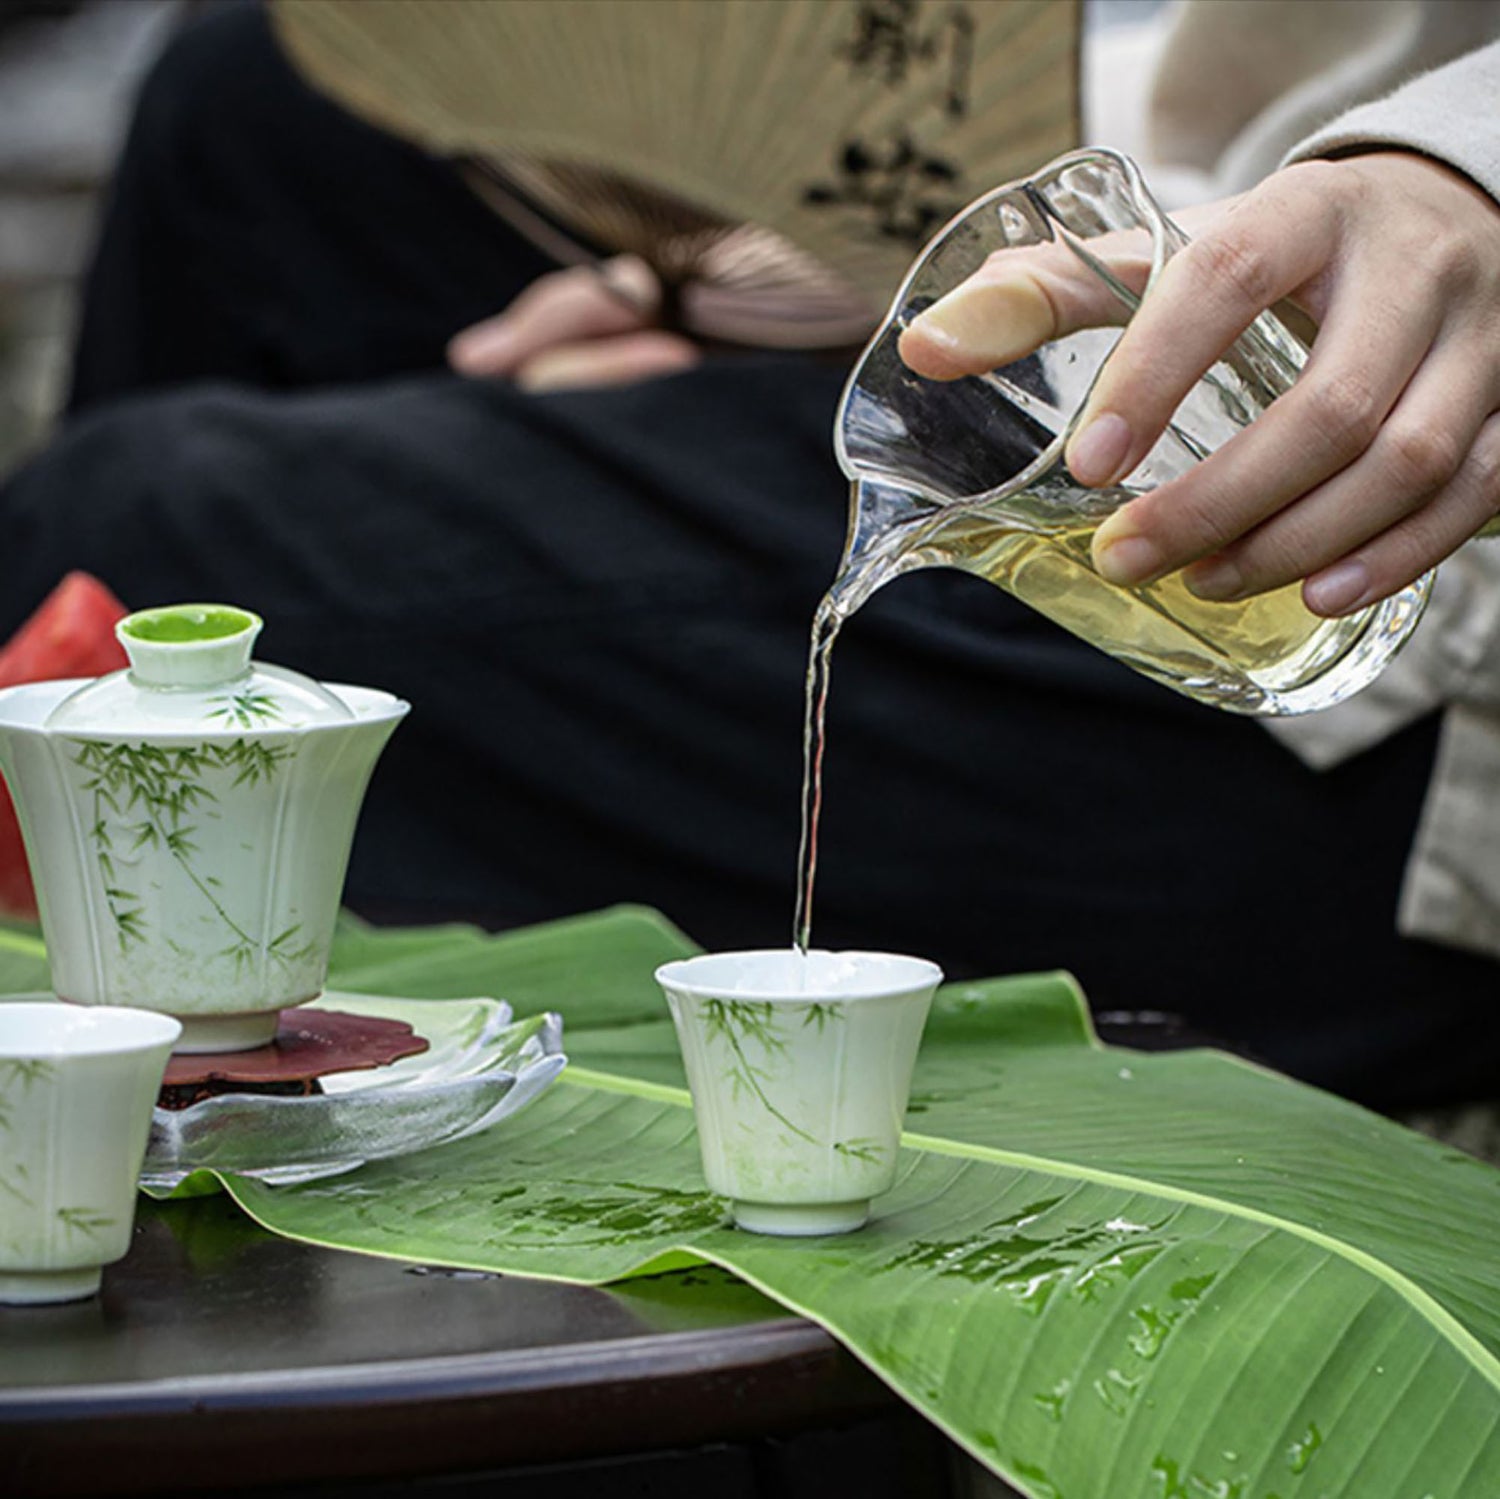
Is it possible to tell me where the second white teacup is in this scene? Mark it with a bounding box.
[656,949,942,1236]
[0,1002,180,1304]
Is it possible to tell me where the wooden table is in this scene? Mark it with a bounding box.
[0,1194,965,1498]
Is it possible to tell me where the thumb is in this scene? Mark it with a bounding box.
[897,234,1152,381]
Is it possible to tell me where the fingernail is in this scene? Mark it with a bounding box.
[1067,413,1132,486]
[1092,512,1164,586]
[1185,557,1245,601]
[905,278,1057,372]
[1304,559,1372,616]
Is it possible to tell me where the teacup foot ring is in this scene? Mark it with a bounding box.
[731,1199,870,1237]
[173,1010,281,1054]
[0,1266,102,1305]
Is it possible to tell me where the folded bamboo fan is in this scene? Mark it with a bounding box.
[272,0,1080,347]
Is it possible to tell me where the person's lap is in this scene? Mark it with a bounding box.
[4,0,1494,1111]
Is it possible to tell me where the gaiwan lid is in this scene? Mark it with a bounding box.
[45,604,354,734]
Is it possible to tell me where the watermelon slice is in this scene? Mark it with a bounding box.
[0,573,130,917]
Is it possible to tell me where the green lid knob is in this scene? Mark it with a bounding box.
[117,605,263,689]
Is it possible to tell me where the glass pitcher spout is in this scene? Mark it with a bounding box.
[829,147,1432,718]
[827,478,939,619]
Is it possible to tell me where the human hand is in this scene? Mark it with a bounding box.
[899,153,1500,616]
[447,256,700,392]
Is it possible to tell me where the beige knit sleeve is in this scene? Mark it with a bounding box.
[1281,40,1500,201]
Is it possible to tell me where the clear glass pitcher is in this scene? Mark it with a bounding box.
[831,147,1432,716]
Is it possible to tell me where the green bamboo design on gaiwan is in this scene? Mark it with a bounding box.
[206,688,284,730]
[73,737,314,967]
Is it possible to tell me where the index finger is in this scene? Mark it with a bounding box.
[448,257,656,378]
[1065,175,1338,485]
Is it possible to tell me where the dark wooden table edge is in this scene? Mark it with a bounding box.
[0,1315,851,1418]
[1,1317,903,1494]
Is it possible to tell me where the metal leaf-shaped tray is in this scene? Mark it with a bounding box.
[143,991,566,1188]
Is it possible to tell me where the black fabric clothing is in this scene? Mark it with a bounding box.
[3,1,1496,1111]
[68,0,559,406]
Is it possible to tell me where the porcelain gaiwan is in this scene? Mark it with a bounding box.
[0,604,408,1052]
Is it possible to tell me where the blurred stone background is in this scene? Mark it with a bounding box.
[0,0,182,478]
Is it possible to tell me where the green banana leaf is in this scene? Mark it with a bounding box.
[2,906,1496,1498]
[0,922,47,992]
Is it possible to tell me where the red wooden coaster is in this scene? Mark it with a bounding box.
[163,1009,429,1089]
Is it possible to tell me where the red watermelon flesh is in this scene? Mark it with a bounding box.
[0,573,130,917]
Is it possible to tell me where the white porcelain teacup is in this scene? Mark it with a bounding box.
[0,1002,180,1304]
[656,949,942,1236]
